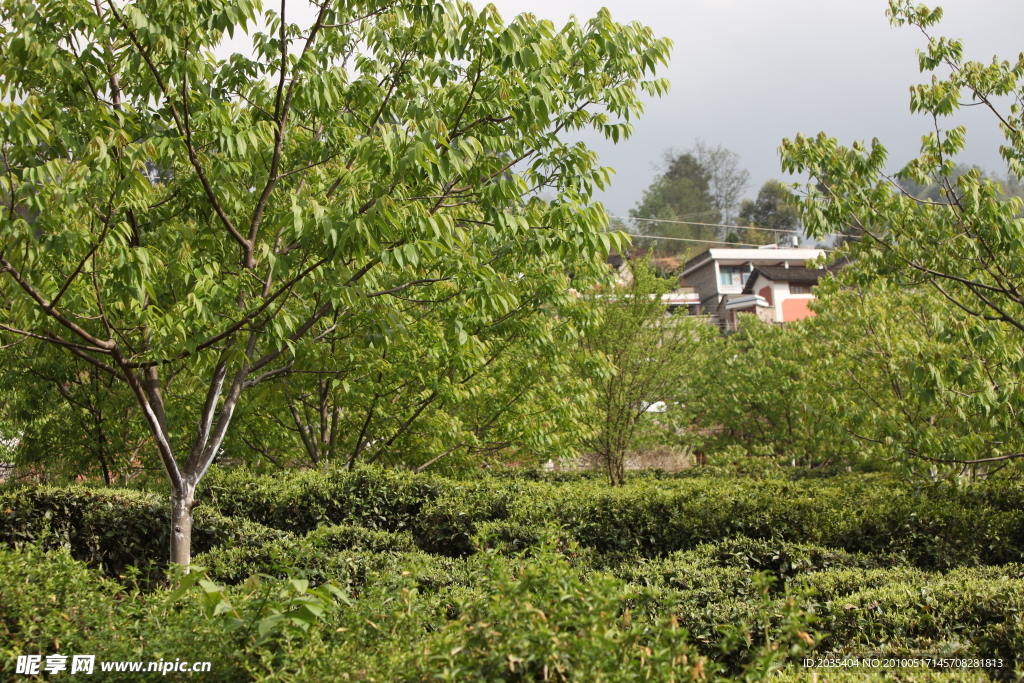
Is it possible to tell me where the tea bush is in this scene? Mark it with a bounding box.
[201,466,441,534]
[12,466,1020,574]
[815,565,1024,666]
[4,466,1024,681]
[0,544,246,682]
[304,523,417,554]
[0,486,287,579]
[397,551,714,682]
[633,557,1024,677]
[197,541,459,591]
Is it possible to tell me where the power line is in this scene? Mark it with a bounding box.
[626,235,776,248]
[635,208,722,220]
[611,215,799,234]
[621,233,835,251]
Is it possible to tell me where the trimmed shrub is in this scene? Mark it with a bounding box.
[397,551,715,682]
[201,465,440,535]
[304,524,416,554]
[528,476,1024,569]
[192,467,1024,569]
[791,566,931,602]
[0,486,282,578]
[814,566,1024,674]
[197,535,378,587]
[4,467,1024,682]
[0,544,246,682]
[195,522,469,595]
[8,470,1024,577]
[411,477,524,556]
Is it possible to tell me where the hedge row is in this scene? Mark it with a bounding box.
[5,467,1024,574]
[0,486,288,578]
[604,538,1024,677]
[200,466,441,534]
[3,532,1022,680]
[205,467,1024,569]
[409,473,1024,569]
[0,543,713,683]
[193,524,454,589]
[189,534,1024,678]
[0,544,247,682]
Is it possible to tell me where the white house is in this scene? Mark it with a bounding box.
[679,246,827,329]
[724,265,835,326]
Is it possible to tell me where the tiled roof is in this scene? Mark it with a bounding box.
[683,248,713,271]
[607,253,626,269]
[742,266,831,294]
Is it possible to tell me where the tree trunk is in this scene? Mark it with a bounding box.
[607,452,626,487]
[170,484,196,567]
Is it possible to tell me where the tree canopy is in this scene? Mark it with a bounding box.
[781,0,1024,470]
[629,142,749,255]
[735,179,799,246]
[576,260,714,485]
[0,0,671,563]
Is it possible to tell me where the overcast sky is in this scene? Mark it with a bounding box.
[225,1,1024,218]
[480,0,1024,218]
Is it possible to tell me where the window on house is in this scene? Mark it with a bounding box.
[719,266,749,286]
[789,283,810,294]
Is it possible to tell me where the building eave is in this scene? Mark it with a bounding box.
[725,295,770,310]
[680,248,826,279]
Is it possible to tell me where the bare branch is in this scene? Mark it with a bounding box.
[415,442,468,473]
[2,258,115,350]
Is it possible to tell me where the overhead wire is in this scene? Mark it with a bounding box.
[621,235,773,248]
[619,233,835,252]
[609,215,800,234]
[608,214,839,250]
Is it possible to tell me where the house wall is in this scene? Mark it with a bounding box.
[746,274,784,323]
[746,274,818,324]
[781,297,815,322]
[770,281,791,322]
[755,305,777,325]
[681,261,722,323]
[733,305,777,326]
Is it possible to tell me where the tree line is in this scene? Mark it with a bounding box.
[627,142,801,254]
[4,0,1024,568]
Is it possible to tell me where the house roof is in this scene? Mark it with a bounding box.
[607,253,626,270]
[742,266,832,294]
[681,247,826,277]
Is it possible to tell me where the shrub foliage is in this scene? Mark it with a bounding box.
[2,465,1023,681]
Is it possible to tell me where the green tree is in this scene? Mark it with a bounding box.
[0,346,149,485]
[0,0,669,564]
[630,151,718,255]
[229,276,596,472]
[691,139,751,226]
[781,1,1024,470]
[577,260,715,485]
[676,276,1024,477]
[630,143,750,254]
[735,179,799,246]
[680,314,855,467]
[807,278,1024,477]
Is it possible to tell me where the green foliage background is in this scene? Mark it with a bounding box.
[3,464,1023,681]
